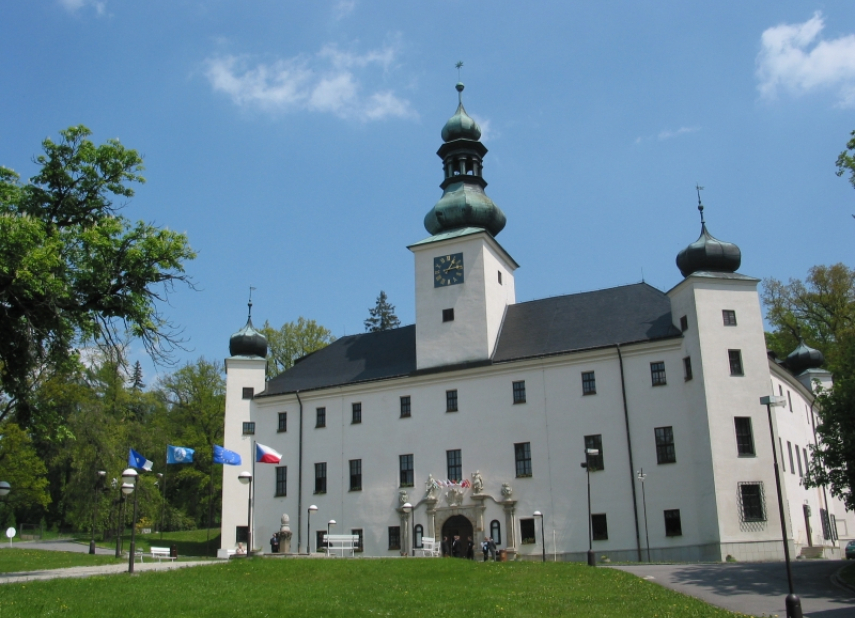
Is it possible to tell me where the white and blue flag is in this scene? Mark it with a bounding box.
[166,445,195,464]
[128,448,154,471]
[213,445,241,466]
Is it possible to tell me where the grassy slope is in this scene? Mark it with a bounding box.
[0,548,124,573]
[0,558,755,618]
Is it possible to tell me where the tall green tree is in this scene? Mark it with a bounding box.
[0,126,196,428]
[836,129,855,189]
[0,422,51,526]
[260,318,336,379]
[364,290,401,332]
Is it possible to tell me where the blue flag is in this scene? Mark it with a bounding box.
[213,445,241,466]
[129,448,153,471]
[166,445,195,464]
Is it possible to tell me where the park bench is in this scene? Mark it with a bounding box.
[149,546,176,562]
[414,537,440,557]
[323,534,360,557]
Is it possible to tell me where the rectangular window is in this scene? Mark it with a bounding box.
[654,426,676,464]
[728,350,744,376]
[447,449,462,482]
[739,482,766,522]
[591,514,609,540]
[582,371,596,395]
[803,448,810,477]
[683,356,693,381]
[235,526,248,544]
[275,466,287,497]
[520,518,535,544]
[680,315,688,332]
[512,380,527,404]
[446,389,458,412]
[788,391,793,412]
[242,422,255,435]
[400,396,411,418]
[651,362,667,386]
[796,445,803,477]
[316,530,326,554]
[314,462,327,494]
[399,454,414,487]
[388,526,401,550]
[498,271,503,285]
[514,442,532,477]
[442,308,454,322]
[779,438,786,472]
[664,509,683,537]
[352,402,362,424]
[734,417,755,456]
[584,435,604,471]
[277,412,287,433]
[820,508,831,540]
[352,528,364,552]
[242,387,254,400]
[316,407,326,428]
[349,459,362,491]
[787,441,795,475]
[722,310,737,326]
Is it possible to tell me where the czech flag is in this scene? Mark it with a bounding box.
[256,443,282,464]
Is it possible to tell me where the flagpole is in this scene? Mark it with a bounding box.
[206,454,215,557]
[251,440,256,554]
[160,448,168,540]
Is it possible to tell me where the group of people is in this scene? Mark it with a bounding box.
[441,535,498,561]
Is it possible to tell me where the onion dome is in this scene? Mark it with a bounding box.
[229,300,268,358]
[785,339,825,373]
[424,83,507,237]
[676,200,741,277]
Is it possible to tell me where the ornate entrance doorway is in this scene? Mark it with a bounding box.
[442,514,473,557]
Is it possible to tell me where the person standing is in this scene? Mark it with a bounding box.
[482,536,489,562]
[441,536,449,557]
[487,537,497,561]
[466,536,474,560]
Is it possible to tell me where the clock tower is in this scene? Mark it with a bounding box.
[409,83,518,371]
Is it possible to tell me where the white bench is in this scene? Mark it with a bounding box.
[414,537,440,557]
[323,534,360,557]
[149,546,176,562]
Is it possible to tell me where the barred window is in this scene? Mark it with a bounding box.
[400,396,411,418]
[352,528,364,552]
[512,380,526,404]
[584,434,604,471]
[352,402,362,424]
[734,417,755,456]
[514,442,532,477]
[442,308,454,322]
[664,509,682,536]
[651,362,666,386]
[242,387,254,400]
[722,310,737,326]
[275,466,287,497]
[399,454,414,487]
[388,526,401,550]
[446,390,458,412]
[738,482,766,522]
[242,422,255,435]
[683,356,693,381]
[654,426,676,464]
[349,459,362,491]
[592,514,608,540]
[277,412,287,433]
[314,462,327,494]
[447,449,462,482]
[729,350,744,376]
[582,371,596,395]
[316,407,326,428]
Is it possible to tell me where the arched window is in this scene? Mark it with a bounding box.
[414,524,424,548]
[490,520,501,544]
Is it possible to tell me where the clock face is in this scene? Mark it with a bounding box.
[434,253,465,287]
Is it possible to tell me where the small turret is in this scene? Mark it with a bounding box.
[676,193,741,277]
[229,298,268,358]
[785,339,825,374]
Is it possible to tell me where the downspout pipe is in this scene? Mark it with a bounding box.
[617,344,643,562]
[296,390,304,554]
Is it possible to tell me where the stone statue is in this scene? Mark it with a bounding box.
[445,486,465,507]
[398,489,409,506]
[501,483,513,500]
[425,474,439,499]
[279,513,292,554]
[471,470,484,494]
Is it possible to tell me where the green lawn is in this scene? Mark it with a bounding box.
[0,548,124,573]
[0,557,755,618]
[86,528,221,557]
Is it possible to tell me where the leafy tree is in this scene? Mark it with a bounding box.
[364,290,401,332]
[260,318,336,379]
[0,126,196,427]
[0,422,51,525]
[836,129,855,189]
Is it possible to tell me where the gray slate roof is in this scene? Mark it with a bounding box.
[261,282,681,397]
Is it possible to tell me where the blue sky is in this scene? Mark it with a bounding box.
[3,2,855,382]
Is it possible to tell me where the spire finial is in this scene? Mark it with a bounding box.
[248,286,256,320]
[455,61,465,104]
[695,184,705,224]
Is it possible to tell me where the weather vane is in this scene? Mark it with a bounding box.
[248,286,257,319]
[456,61,464,80]
[695,184,705,222]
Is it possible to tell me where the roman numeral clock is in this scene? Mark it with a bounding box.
[434,253,464,287]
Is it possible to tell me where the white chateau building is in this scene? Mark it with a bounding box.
[220,84,850,562]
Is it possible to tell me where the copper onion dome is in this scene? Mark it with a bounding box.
[229,300,268,358]
[676,201,741,277]
[785,338,825,373]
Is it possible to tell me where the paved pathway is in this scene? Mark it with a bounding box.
[614,561,855,618]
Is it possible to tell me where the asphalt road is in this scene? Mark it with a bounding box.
[615,561,855,618]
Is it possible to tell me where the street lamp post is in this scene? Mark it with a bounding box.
[238,472,253,556]
[402,503,412,556]
[761,395,803,618]
[121,468,139,574]
[307,505,318,554]
[637,469,651,562]
[581,448,599,567]
[533,511,545,562]
[89,470,106,554]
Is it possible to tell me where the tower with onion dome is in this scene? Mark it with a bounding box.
[409,83,518,370]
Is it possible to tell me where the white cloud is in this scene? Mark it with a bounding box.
[333,0,356,20]
[757,12,855,107]
[58,0,106,14]
[205,43,415,122]
[658,126,700,141]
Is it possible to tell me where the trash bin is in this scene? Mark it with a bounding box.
[497,549,507,562]
[170,543,178,559]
